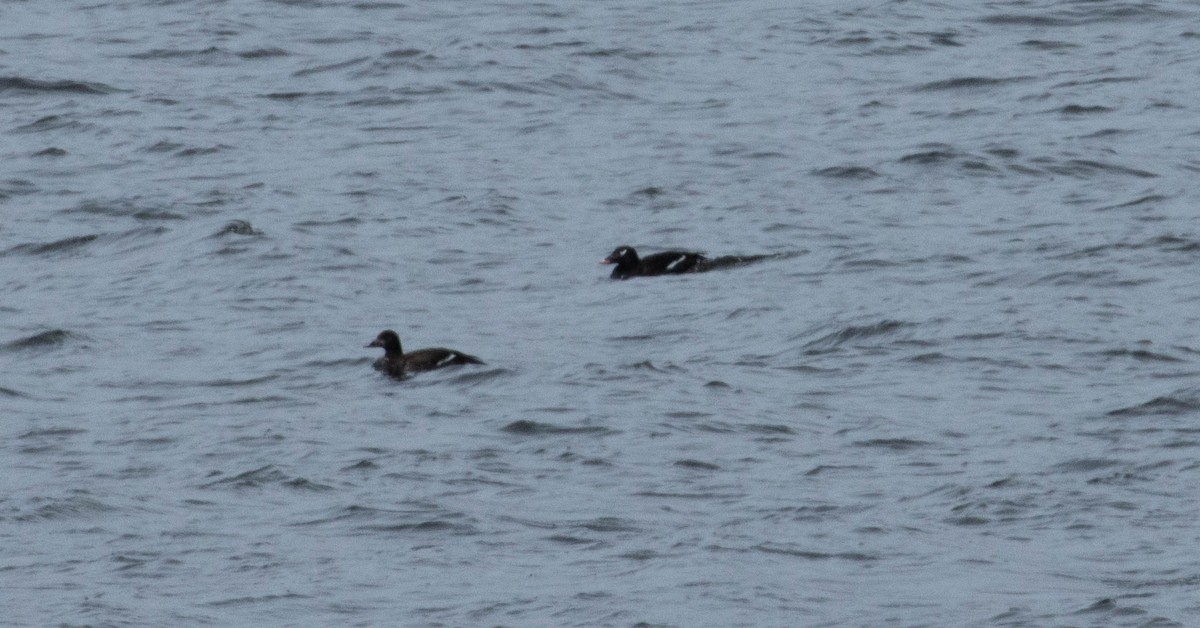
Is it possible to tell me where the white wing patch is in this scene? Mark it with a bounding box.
[665,255,688,271]
[436,353,458,367]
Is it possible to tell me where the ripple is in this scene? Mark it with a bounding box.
[128,46,228,60]
[1054,104,1113,115]
[206,593,310,608]
[0,75,119,95]
[751,544,878,561]
[1093,348,1183,363]
[11,114,95,133]
[19,427,86,438]
[898,148,962,164]
[1,234,98,257]
[10,495,116,522]
[3,329,81,350]
[293,56,371,77]
[913,76,1030,91]
[237,47,290,59]
[61,199,186,221]
[1108,390,1200,417]
[574,517,639,533]
[1040,158,1157,179]
[811,165,880,179]
[200,465,294,489]
[0,385,31,397]
[31,146,68,157]
[1049,458,1122,473]
[673,459,720,470]
[802,320,914,353]
[501,420,614,436]
[214,219,263,237]
[853,438,932,451]
[359,520,473,534]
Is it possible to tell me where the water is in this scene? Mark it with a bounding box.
[4,1,1200,625]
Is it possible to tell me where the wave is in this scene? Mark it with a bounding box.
[0,75,119,95]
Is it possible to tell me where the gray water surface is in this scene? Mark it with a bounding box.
[4,1,1200,626]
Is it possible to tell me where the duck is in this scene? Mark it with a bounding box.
[601,245,707,279]
[366,330,484,377]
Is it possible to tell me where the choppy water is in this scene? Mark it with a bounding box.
[4,1,1200,625]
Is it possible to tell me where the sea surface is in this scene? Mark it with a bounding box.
[4,1,1200,626]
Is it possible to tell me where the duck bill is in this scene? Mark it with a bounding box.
[366,339,383,348]
[600,257,615,264]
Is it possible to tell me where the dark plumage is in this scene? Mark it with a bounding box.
[601,245,785,279]
[601,245,707,279]
[366,330,484,377]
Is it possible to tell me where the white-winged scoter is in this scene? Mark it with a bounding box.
[366,330,484,377]
[600,245,707,279]
[601,245,780,280]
